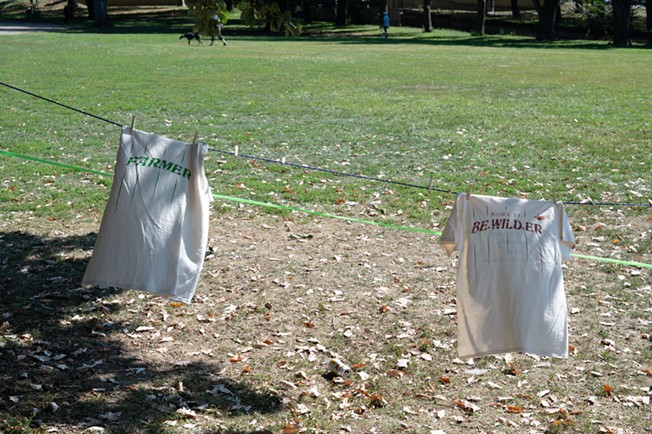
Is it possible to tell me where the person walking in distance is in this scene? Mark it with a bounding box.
[381,11,390,38]
[210,14,227,46]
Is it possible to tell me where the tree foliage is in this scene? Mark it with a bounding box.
[186,0,229,37]
[240,0,302,35]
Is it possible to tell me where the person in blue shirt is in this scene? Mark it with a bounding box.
[381,11,390,38]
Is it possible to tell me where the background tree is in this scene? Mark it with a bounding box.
[87,0,109,25]
[531,0,561,40]
[423,0,432,32]
[580,0,609,35]
[647,0,652,30]
[612,0,631,45]
[486,0,495,14]
[510,0,520,18]
[476,0,486,34]
[187,0,229,38]
[239,0,302,35]
[336,0,349,26]
[302,0,311,23]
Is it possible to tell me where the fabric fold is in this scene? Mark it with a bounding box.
[82,127,212,304]
[439,193,575,359]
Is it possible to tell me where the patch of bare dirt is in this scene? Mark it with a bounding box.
[1,206,651,433]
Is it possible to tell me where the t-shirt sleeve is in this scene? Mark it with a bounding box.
[439,194,463,257]
[558,203,575,260]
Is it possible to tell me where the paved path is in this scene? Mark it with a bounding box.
[0,20,67,34]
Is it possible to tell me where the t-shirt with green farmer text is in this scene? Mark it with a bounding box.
[82,127,211,304]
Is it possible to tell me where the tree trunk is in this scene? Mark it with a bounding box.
[336,0,348,26]
[536,0,559,41]
[486,0,494,15]
[86,0,95,19]
[612,0,631,46]
[647,0,652,30]
[91,0,108,25]
[423,0,432,32]
[476,0,486,35]
[531,0,542,15]
[302,0,312,23]
[510,0,520,17]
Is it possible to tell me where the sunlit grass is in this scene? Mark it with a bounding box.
[1,18,650,225]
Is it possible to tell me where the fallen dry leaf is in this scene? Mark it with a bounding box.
[386,369,404,378]
[506,405,524,413]
[452,399,480,413]
[370,393,387,408]
[506,362,522,376]
[396,359,410,369]
[624,396,650,406]
[294,403,310,415]
[497,416,519,427]
[282,419,302,433]
[603,384,613,397]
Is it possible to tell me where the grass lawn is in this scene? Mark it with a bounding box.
[0,7,651,434]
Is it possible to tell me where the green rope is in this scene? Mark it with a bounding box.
[212,194,443,236]
[1,149,650,269]
[0,149,111,177]
[570,254,651,270]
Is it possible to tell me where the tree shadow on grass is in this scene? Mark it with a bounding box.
[0,230,282,433]
[0,9,630,50]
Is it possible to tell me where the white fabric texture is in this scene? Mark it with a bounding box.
[439,194,575,359]
[82,127,211,304]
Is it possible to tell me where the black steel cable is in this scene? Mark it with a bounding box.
[1,82,123,127]
[2,81,649,207]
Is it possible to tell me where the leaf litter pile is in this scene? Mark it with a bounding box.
[0,205,650,434]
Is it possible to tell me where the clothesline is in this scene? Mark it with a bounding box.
[207,146,649,207]
[1,148,650,270]
[1,81,650,208]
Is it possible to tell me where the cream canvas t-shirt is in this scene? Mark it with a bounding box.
[439,194,575,359]
[82,127,211,304]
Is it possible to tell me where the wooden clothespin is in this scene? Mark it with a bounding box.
[234,145,239,157]
[428,175,433,192]
[192,133,198,145]
[281,157,286,165]
[466,184,473,200]
[552,191,558,204]
[130,115,136,134]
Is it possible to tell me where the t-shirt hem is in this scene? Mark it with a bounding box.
[458,347,568,359]
[80,279,194,304]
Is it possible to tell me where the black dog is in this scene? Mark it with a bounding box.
[180,31,202,45]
